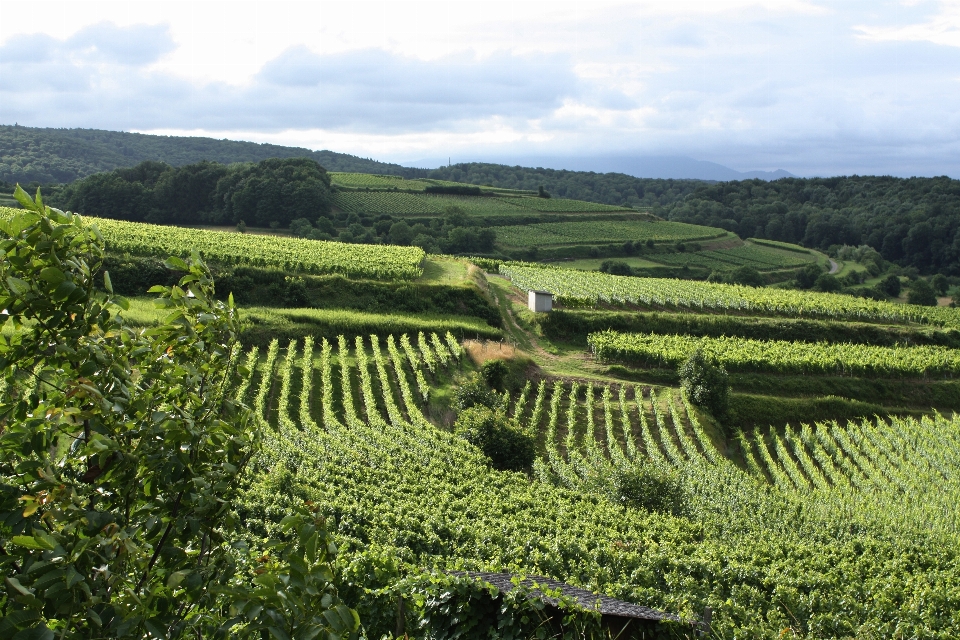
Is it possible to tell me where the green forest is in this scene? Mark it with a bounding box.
[0,124,408,184]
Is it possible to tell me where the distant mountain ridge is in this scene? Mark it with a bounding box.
[407,155,795,181]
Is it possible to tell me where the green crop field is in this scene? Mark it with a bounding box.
[587,329,960,377]
[0,206,425,280]
[234,335,960,637]
[501,263,960,327]
[331,184,634,217]
[493,196,633,213]
[332,190,536,215]
[492,220,724,247]
[7,195,960,639]
[328,172,470,191]
[652,241,816,271]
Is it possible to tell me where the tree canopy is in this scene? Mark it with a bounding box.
[54,158,334,227]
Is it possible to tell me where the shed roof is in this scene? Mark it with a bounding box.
[529,290,554,296]
[455,571,679,622]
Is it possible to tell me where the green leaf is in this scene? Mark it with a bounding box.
[52,281,77,301]
[143,619,167,639]
[39,267,65,286]
[103,270,113,294]
[266,626,290,640]
[12,625,54,640]
[5,576,33,596]
[164,256,189,271]
[6,277,30,296]
[11,535,54,551]
[13,185,36,211]
[166,570,190,588]
[322,605,359,634]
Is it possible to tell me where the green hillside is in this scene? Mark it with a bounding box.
[4,192,960,638]
[0,124,413,184]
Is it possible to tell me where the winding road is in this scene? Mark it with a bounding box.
[828,259,840,274]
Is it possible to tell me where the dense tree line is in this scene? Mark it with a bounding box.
[52,158,334,227]
[425,163,701,208]
[289,207,496,254]
[659,176,960,275]
[0,124,410,184]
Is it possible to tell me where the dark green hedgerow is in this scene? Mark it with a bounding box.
[100,254,501,326]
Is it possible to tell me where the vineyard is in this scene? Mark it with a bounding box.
[0,207,425,280]
[328,173,447,191]
[501,263,960,328]
[491,220,724,247]
[587,329,960,377]
[653,243,816,271]
[6,193,960,638]
[493,196,633,213]
[233,333,960,637]
[331,190,634,217]
[332,191,529,215]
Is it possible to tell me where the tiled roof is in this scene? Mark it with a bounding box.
[454,571,680,622]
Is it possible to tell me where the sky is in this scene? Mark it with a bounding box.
[1,0,960,177]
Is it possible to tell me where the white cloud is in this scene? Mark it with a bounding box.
[855,1,960,47]
[1,0,960,176]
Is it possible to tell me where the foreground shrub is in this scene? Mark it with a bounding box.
[0,188,357,639]
[679,349,729,417]
[455,406,535,472]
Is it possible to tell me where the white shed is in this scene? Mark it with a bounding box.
[528,290,553,312]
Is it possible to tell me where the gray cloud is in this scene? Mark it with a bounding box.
[0,25,592,133]
[5,6,960,178]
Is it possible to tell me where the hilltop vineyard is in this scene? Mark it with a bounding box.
[0,207,426,280]
[491,220,724,247]
[502,263,960,328]
[587,330,960,377]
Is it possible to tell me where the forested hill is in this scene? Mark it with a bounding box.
[0,125,409,184]
[423,163,702,208]
[658,176,960,275]
[428,165,960,275]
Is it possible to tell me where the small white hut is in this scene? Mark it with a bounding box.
[528,290,553,313]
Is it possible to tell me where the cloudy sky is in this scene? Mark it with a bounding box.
[1,0,960,176]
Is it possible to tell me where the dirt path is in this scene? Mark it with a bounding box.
[486,275,551,359]
[828,259,840,274]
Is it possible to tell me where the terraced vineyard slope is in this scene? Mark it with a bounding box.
[230,328,960,638]
[0,206,426,280]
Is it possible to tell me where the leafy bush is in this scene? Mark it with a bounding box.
[609,464,686,514]
[814,273,842,292]
[599,259,633,276]
[454,376,502,411]
[0,188,357,639]
[880,273,901,296]
[907,278,938,306]
[795,263,823,289]
[932,273,949,296]
[481,359,509,391]
[678,349,729,417]
[729,265,765,287]
[454,406,535,472]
